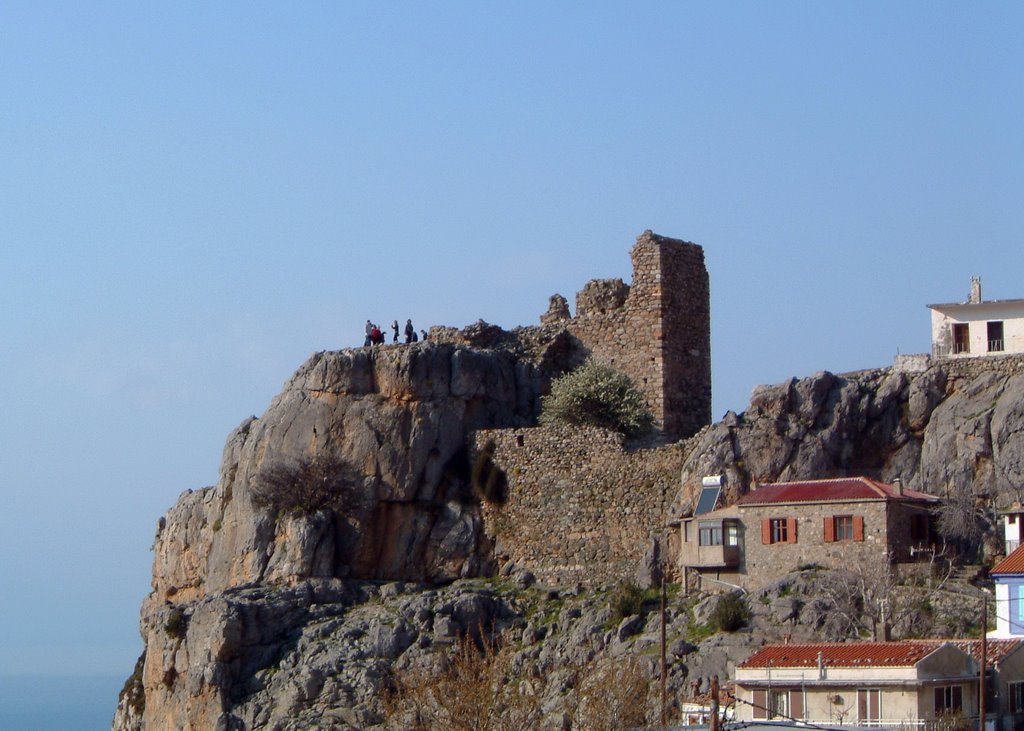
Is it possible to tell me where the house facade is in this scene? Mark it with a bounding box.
[1003,505,1024,556]
[678,477,939,591]
[929,278,1024,358]
[734,639,1024,729]
[991,546,1024,640]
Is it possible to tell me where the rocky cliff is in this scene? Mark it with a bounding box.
[114,345,1024,730]
[676,355,1024,524]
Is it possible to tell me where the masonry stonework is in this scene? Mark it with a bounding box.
[555,230,711,441]
[739,502,892,580]
[476,425,692,588]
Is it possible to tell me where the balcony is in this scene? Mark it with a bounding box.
[680,543,741,569]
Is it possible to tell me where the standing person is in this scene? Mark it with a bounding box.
[391,320,399,343]
[371,324,382,345]
[364,320,373,347]
[404,319,414,344]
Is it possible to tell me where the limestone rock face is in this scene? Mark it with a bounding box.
[150,343,540,607]
[116,344,1024,731]
[122,342,545,730]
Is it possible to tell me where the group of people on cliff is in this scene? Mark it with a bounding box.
[364,319,426,347]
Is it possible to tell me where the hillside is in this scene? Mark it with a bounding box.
[112,337,1024,730]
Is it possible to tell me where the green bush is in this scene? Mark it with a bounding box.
[711,592,750,633]
[164,607,188,639]
[609,581,645,621]
[540,360,654,436]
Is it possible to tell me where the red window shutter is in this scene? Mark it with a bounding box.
[790,689,803,719]
[752,689,767,719]
[762,519,771,545]
[853,515,865,541]
[824,517,835,543]
[788,517,798,544]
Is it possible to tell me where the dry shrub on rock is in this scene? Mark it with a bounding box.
[564,655,651,731]
[383,632,542,731]
[251,454,364,516]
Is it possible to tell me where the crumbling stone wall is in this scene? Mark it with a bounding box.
[548,230,711,441]
[476,425,691,588]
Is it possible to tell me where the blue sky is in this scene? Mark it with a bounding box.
[1,3,1022,679]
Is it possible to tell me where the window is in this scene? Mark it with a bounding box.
[952,323,970,354]
[699,521,723,546]
[725,522,739,546]
[771,518,788,543]
[824,515,864,542]
[762,517,797,544]
[1009,681,1024,714]
[858,688,881,721]
[988,321,1005,352]
[753,689,802,720]
[934,684,962,715]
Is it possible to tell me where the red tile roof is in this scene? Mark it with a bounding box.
[736,477,938,506]
[920,639,1024,666]
[738,640,1023,670]
[992,545,1024,575]
[739,642,948,669]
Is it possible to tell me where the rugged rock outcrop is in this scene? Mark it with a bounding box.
[115,346,1024,730]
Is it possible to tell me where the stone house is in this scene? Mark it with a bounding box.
[678,477,940,591]
[929,277,1024,358]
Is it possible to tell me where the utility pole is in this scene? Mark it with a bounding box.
[710,674,720,731]
[660,571,667,729]
[980,596,988,731]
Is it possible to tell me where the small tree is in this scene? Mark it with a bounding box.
[540,360,654,436]
[564,655,651,731]
[819,550,951,641]
[251,454,364,515]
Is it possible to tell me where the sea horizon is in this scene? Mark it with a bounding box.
[0,674,122,731]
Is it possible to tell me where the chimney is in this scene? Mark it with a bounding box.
[817,651,825,680]
[893,478,904,496]
[970,277,982,304]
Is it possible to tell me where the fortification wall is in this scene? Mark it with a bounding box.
[476,425,690,588]
[556,231,711,441]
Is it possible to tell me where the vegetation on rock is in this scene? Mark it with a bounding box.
[252,454,364,515]
[540,359,654,436]
[710,592,750,632]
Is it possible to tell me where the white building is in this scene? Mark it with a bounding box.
[929,277,1024,358]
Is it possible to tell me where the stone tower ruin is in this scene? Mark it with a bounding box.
[546,230,711,440]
